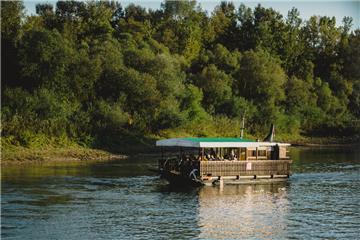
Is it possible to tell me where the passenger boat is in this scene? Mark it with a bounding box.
[156,128,292,186]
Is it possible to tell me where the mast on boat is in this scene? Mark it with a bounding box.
[240,111,245,139]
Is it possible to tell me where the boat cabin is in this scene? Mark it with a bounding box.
[156,138,292,186]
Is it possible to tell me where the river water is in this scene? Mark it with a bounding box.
[1,147,359,239]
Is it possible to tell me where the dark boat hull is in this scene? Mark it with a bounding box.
[160,170,203,187]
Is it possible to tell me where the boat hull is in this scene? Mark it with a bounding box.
[160,170,203,187]
[160,170,290,187]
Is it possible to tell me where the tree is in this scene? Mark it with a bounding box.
[282,8,305,76]
[181,84,209,121]
[18,29,71,92]
[155,0,205,62]
[235,49,286,105]
[342,30,360,117]
[1,1,24,88]
[285,76,314,114]
[235,49,286,126]
[210,2,238,50]
[252,4,287,55]
[194,64,232,114]
[237,4,255,50]
[2,0,359,149]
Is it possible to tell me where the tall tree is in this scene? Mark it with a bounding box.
[235,49,286,125]
[1,1,25,88]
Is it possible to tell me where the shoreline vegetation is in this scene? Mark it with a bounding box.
[2,1,359,166]
[2,134,359,165]
[1,145,127,165]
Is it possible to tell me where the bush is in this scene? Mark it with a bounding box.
[2,87,81,146]
[92,99,129,133]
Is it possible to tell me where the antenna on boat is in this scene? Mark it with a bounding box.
[240,111,246,139]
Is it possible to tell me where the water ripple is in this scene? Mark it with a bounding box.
[1,148,360,239]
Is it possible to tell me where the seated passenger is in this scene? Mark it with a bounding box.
[189,154,197,161]
[230,149,236,160]
[210,148,216,160]
[205,149,213,160]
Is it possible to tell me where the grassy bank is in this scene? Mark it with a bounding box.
[2,130,358,165]
[1,144,126,165]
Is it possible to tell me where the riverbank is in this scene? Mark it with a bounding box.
[2,134,358,165]
[275,134,360,147]
[1,145,127,165]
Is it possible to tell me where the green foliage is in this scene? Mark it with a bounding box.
[235,49,286,127]
[2,0,359,152]
[92,99,129,132]
[219,96,257,121]
[195,64,232,113]
[285,76,314,114]
[1,1,25,88]
[349,81,360,117]
[275,112,301,137]
[181,84,210,122]
[154,96,184,130]
[1,1,24,41]
[159,115,243,139]
[2,87,80,146]
[18,28,71,91]
[236,49,286,104]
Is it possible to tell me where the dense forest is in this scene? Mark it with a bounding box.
[2,1,360,151]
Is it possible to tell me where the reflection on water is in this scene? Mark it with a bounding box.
[1,146,360,239]
[198,183,289,239]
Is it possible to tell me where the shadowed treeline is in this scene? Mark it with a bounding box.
[1,1,359,152]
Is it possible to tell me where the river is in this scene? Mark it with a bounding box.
[1,146,359,239]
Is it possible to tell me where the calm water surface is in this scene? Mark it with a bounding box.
[1,147,359,239]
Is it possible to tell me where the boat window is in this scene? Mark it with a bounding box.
[258,150,266,157]
[240,148,246,160]
[248,150,256,157]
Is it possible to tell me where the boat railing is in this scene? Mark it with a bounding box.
[160,157,200,176]
[199,160,291,178]
[159,157,178,171]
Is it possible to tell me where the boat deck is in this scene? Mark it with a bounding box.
[160,158,292,186]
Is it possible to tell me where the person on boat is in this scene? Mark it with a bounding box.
[210,148,216,160]
[189,154,197,161]
[273,144,280,160]
[205,149,212,160]
[197,149,203,161]
[230,149,236,160]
